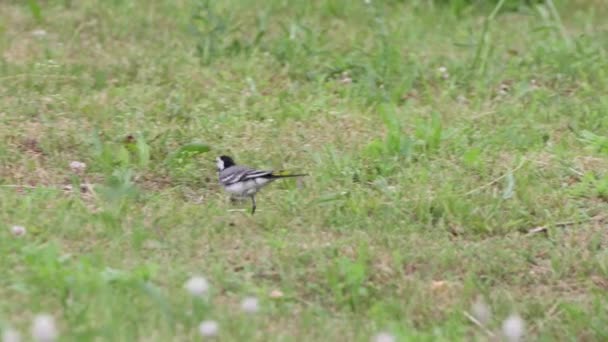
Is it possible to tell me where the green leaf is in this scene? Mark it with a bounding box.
[139,282,173,321]
[135,135,150,168]
[314,191,349,204]
[168,142,211,165]
[178,142,211,154]
[502,172,515,199]
[28,0,43,21]
[579,130,608,154]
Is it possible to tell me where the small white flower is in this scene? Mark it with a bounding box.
[438,66,449,80]
[502,313,525,342]
[31,314,58,342]
[69,161,86,174]
[240,296,259,313]
[184,276,209,297]
[2,327,21,342]
[372,332,395,342]
[471,296,491,325]
[10,225,26,237]
[31,29,47,38]
[198,320,219,337]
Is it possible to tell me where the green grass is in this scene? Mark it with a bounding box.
[2,0,608,340]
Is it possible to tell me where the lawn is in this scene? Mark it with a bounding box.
[1,0,608,340]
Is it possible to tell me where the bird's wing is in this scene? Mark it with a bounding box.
[220,166,273,185]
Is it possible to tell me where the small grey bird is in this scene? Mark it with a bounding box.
[216,155,307,214]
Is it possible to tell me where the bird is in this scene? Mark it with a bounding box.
[216,155,307,214]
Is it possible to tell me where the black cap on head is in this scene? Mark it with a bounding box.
[220,155,234,166]
[217,155,235,170]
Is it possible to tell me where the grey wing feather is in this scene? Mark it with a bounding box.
[219,166,273,185]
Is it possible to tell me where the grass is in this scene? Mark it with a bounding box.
[1,0,608,340]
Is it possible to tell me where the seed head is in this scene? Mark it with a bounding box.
[372,332,395,342]
[69,161,86,174]
[10,225,26,237]
[184,276,209,297]
[198,320,219,337]
[2,327,21,342]
[240,296,259,313]
[502,313,525,342]
[31,314,58,342]
[471,296,491,325]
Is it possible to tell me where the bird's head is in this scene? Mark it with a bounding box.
[216,155,235,171]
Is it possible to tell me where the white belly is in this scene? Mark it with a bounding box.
[224,178,272,197]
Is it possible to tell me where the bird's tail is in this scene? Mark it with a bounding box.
[269,171,308,179]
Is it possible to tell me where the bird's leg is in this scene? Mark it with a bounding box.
[250,195,256,215]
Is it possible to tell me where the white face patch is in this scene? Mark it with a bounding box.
[216,157,224,171]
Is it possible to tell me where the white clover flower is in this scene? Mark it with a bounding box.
[10,225,26,237]
[198,320,219,337]
[2,327,21,342]
[184,276,209,297]
[372,332,395,342]
[438,66,449,80]
[31,314,58,342]
[31,29,47,38]
[502,313,525,342]
[471,296,491,325]
[240,296,259,313]
[69,161,86,174]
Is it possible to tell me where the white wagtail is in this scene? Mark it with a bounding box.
[216,155,307,214]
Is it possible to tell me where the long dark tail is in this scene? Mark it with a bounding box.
[268,172,308,179]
